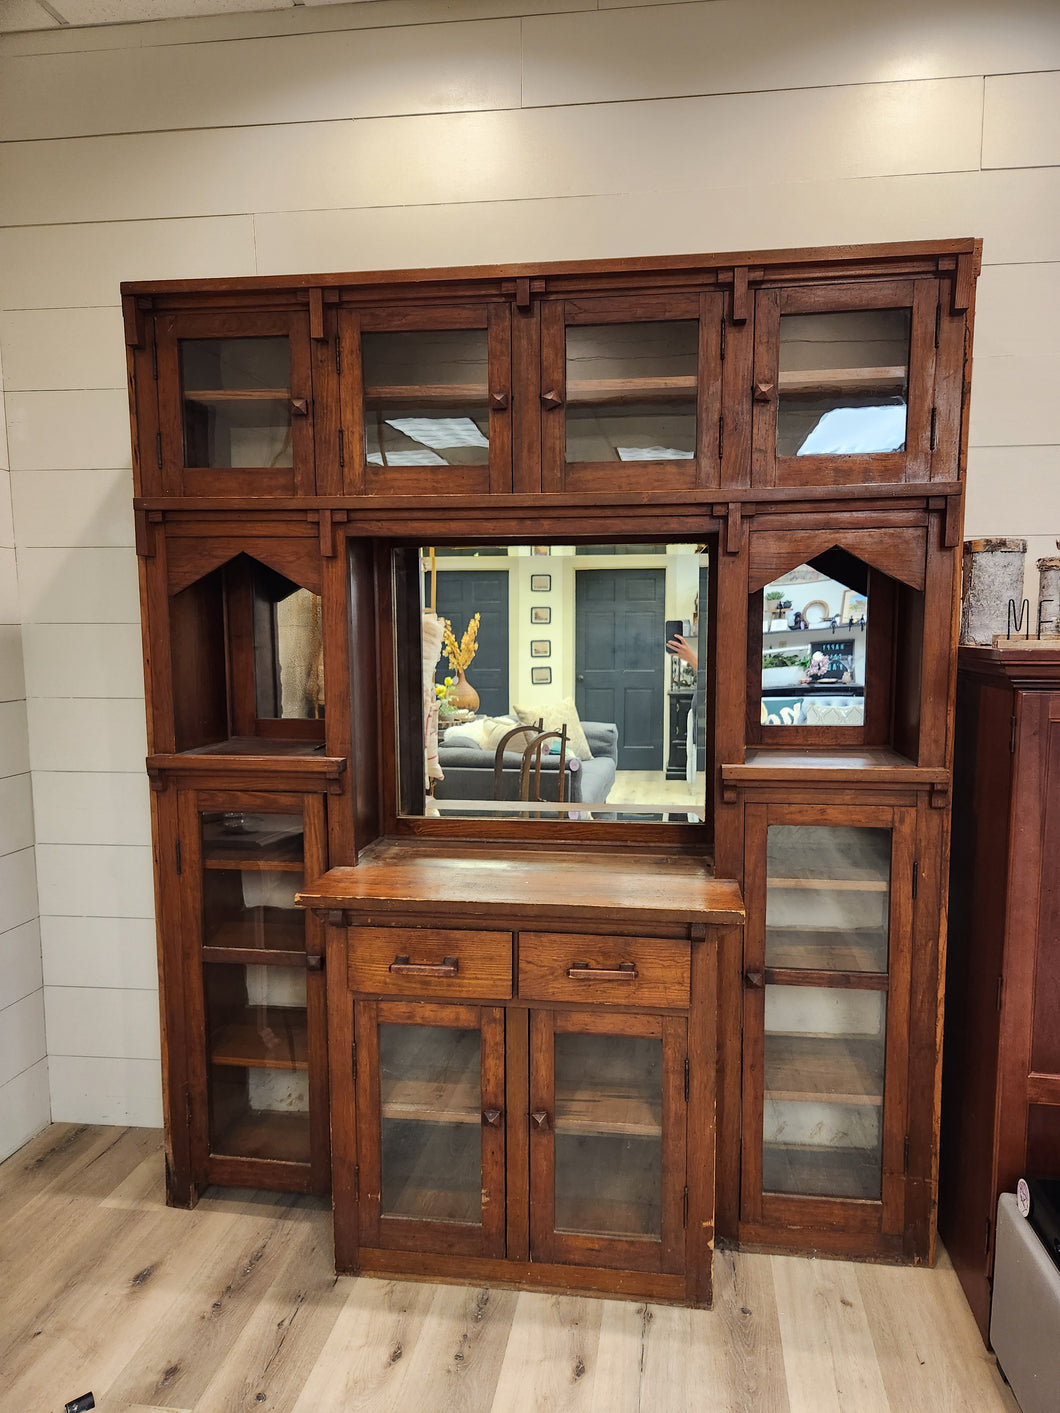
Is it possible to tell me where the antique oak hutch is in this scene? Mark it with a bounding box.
[123,238,980,1305]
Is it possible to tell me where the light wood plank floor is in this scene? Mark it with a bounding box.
[0,1124,1017,1413]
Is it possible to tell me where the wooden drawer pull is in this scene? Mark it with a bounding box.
[483,1108,503,1128]
[389,955,459,977]
[567,961,638,982]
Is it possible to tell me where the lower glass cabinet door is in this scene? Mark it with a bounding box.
[356,1000,507,1258]
[530,1009,687,1274]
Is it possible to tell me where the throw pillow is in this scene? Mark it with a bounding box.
[513,696,593,761]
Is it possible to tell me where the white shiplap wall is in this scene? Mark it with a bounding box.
[0,0,1057,1140]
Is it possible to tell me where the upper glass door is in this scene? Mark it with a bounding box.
[342,304,512,496]
[540,294,723,493]
[751,280,939,487]
[156,310,316,497]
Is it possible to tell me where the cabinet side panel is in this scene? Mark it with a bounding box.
[939,675,1014,1337]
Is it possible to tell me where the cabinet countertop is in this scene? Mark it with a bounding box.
[296,842,744,928]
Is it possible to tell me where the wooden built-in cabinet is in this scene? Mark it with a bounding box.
[940,647,1060,1341]
[124,239,980,1302]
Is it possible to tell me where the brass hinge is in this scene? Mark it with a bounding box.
[930,407,938,452]
[684,1056,690,1103]
[719,319,726,362]
[334,336,341,375]
[354,1163,360,1201]
[903,1135,910,1174]
[911,859,918,900]
[175,838,182,875]
[151,335,158,381]
[718,416,724,460]
[156,432,162,470]
[934,302,942,350]
[683,1185,689,1227]
[338,428,345,468]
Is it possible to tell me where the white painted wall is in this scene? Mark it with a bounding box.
[0,0,1056,1133]
[0,338,49,1161]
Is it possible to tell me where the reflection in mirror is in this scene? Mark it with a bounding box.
[761,557,868,727]
[393,544,709,824]
[777,309,910,458]
[254,572,324,721]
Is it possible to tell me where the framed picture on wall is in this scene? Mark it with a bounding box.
[840,589,868,623]
[530,574,551,592]
[530,639,551,657]
[531,666,552,685]
[530,606,551,624]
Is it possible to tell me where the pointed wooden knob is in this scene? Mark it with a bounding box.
[753,381,776,404]
[290,398,309,416]
[540,389,564,409]
[491,391,509,410]
[530,1110,550,1131]
[483,1108,503,1128]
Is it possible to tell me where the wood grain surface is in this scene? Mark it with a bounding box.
[0,1123,1016,1413]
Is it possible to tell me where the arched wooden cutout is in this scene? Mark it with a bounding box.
[748,528,926,593]
[167,539,323,597]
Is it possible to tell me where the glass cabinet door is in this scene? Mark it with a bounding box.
[751,280,938,487]
[343,305,511,496]
[181,789,327,1189]
[356,1000,506,1258]
[156,311,315,496]
[743,806,913,1233]
[540,294,723,494]
[529,1009,686,1274]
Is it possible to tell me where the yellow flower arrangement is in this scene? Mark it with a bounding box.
[442,612,481,673]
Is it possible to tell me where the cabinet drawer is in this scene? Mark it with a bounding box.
[518,933,690,1009]
[347,927,512,999]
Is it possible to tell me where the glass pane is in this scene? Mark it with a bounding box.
[205,962,309,1162]
[201,810,305,953]
[393,542,709,825]
[363,330,490,466]
[777,309,910,457]
[760,562,868,727]
[566,321,697,463]
[763,984,886,1199]
[766,825,891,973]
[379,1023,483,1224]
[255,586,324,721]
[554,1032,662,1239]
[180,337,292,468]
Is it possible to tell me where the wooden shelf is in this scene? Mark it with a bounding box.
[364,383,487,406]
[777,366,906,396]
[763,1142,881,1201]
[769,877,888,892]
[765,1033,884,1106]
[210,1006,308,1070]
[566,375,697,406]
[380,1078,661,1137]
[202,828,304,870]
[765,926,887,973]
[185,388,289,401]
[211,1107,310,1165]
[204,909,305,954]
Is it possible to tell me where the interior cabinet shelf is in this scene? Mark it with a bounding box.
[765,926,887,973]
[210,1006,308,1070]
[765,1033,884,1106]
[202,834,304,869]
[776,365,906,396]
[365,383,486,404]
[768,877,888,892]
[380,1079,662,1137]
[185,388,290,401]
[203,910,305,954]
[566,375,697,404]
[763,1143,880,1201]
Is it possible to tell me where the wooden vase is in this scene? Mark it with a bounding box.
[448,668,479,712]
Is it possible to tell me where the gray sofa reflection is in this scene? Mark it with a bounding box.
[435,720,618,809]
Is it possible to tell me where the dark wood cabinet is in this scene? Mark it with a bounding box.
[940,646,1060,1340]
[123,238,979,1302]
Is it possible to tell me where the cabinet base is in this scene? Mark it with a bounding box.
[349,1246,709,1307]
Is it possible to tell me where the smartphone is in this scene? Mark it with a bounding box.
[665,619,690,653]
